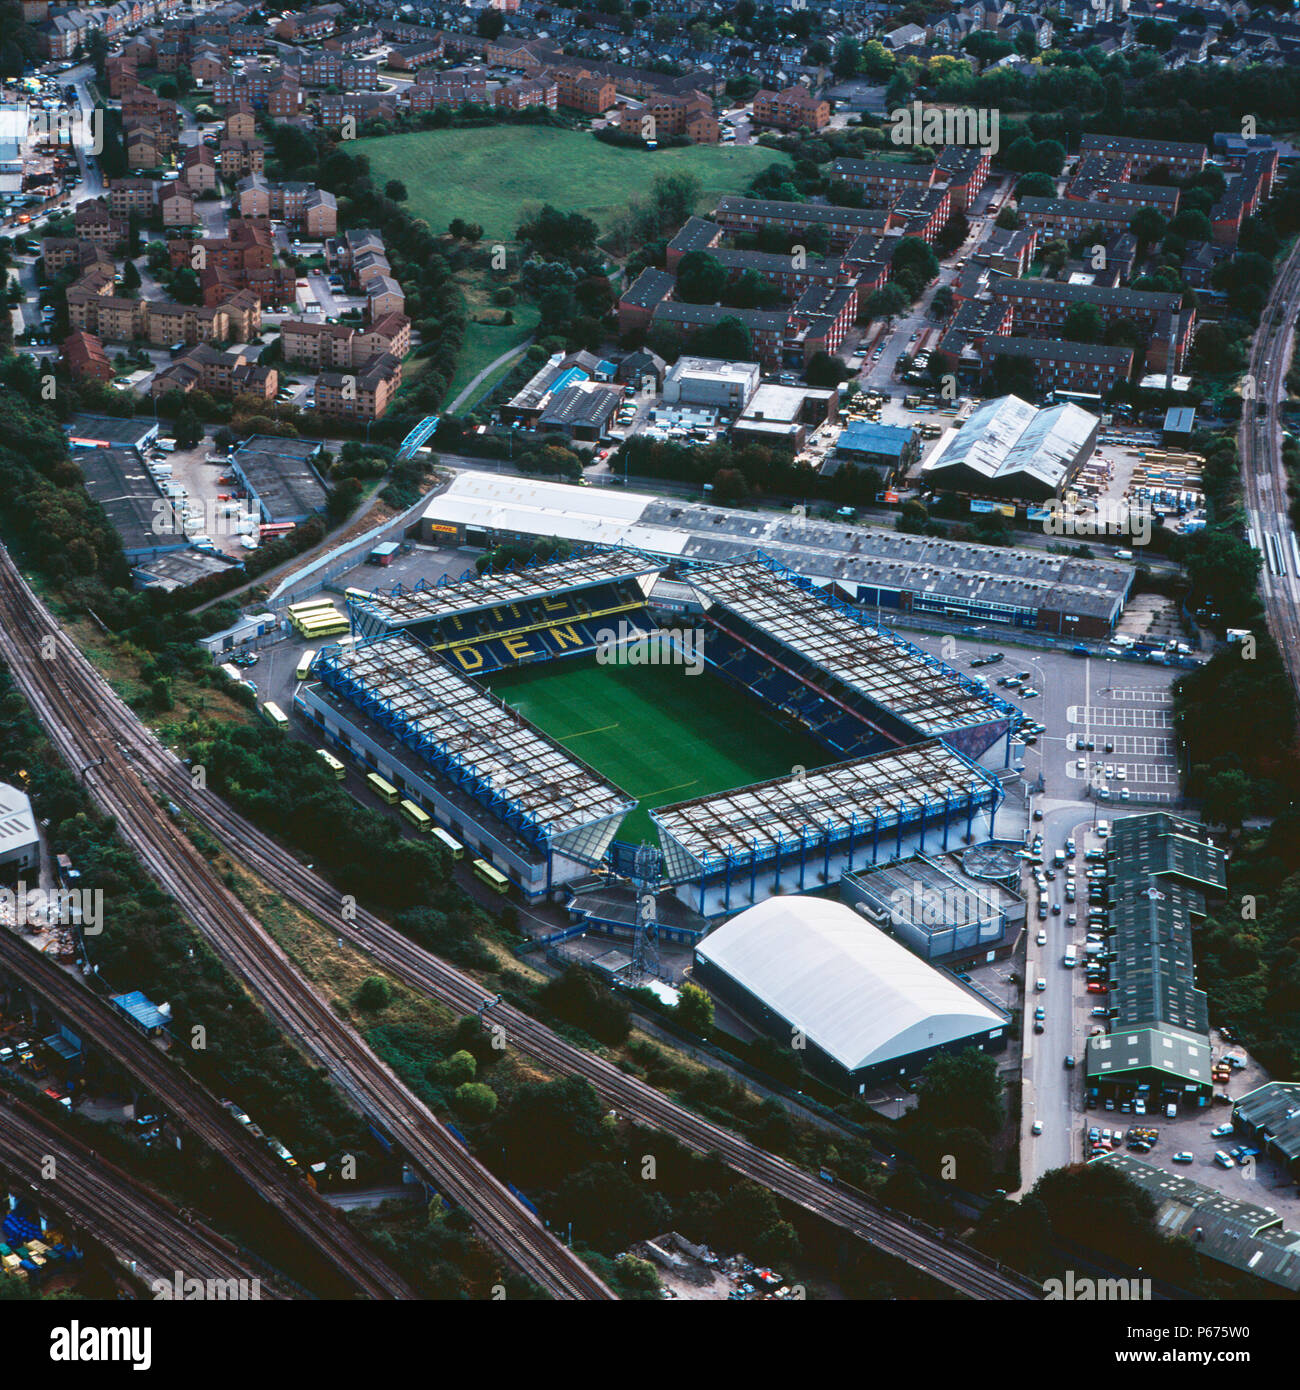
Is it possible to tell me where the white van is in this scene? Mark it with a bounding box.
[1063,945,1077,968]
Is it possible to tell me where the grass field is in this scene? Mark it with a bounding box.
[351,126,790,238]
[484,657,832,845]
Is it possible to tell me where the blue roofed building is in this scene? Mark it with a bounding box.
[110,991,172,1036]
[831,419,918,475]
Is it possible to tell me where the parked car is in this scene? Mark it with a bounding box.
[1172,1151,1194,1164]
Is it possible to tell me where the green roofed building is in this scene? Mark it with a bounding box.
[1233,1082,1300,1181]
[1091,1152,1300,1294]
[1085,812,1225,1103]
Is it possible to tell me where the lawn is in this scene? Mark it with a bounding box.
[443,300,540,409]
[483,657,832,846]
[351,126,790,239]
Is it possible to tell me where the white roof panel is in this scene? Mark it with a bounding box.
[696,897,1007,1073]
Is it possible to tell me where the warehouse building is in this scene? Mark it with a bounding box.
[1233,1082,1300,1182]
[1084,813,1225,1106]
[230,435,328,524]
[832,419,918,475]
[840,852,1022,963]
[921,394,1099,502]
[692,896,1010,1093]
[0,783,39,884]
[417,473,1134,637]
[661,357,760,411]
[1091,1153,1300,1294]
[76,446,188,561]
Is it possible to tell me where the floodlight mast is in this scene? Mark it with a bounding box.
[629,842,662,984]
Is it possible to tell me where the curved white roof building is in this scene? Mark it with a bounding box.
[693,896,1009,1090]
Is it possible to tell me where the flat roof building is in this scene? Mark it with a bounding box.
[416,473,1134,637]
[0,783,39,882]
[76,446,188,561]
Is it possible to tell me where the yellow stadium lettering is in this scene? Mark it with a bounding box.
[502,636,536,660]
[550,624,583,650]
[452,645,484,670]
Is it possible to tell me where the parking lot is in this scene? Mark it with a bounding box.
[893,628,1186,810]
[1083,1030,1300,1224]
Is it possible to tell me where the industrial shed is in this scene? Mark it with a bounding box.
[692,896,1009,1093]
[921,395,1098,502]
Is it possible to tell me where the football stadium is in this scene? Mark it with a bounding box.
[292,548,1021,922]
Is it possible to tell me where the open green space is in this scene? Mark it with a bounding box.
[443,302,541,407]
[351,126,790,238]
[484,656,833,845]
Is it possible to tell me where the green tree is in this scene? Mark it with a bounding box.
[437,1049,477,1085]
[1201,768,1254,830]
[476,8,505,39]
[173,408,202,449]
[674,981,714,1034]
[453,1082,498,1120]
[914,1049,1002,1133]
[1063,302,1105,344]
[384,179,408,201]
[354,976,392,1011]
[676,250,728,304]
[834,36,862,79]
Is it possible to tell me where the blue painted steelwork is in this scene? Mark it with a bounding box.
[314,647,560,856]
[396,414,439,459]
[664,759,1004,892]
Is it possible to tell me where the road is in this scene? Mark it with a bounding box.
[0,1091,287,1297]
[1240,235,1300,701]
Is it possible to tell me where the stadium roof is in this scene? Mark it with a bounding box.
[313,633,633,850]
[653,738,1001,876]
[1092,1153,1300,1294]
[690,557,1012,740]
[350,549,661,632]
[923,395,1098,495]
[694,896,1008,1074]
[420,474,1134,621]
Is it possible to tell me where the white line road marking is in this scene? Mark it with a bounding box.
[1068,706,1173,729]
[1105,688,1173,704]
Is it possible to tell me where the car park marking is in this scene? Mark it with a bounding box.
[1109,736,1174,756]
[1069,706,1173,729]
[1106,688,1173,704]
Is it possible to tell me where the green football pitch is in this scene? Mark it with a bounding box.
[484,658,833,846]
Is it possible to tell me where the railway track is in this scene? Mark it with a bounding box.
[1241,236,1300,704]
[0,922,409,1299]
[0,552,1037,1300]
[0,552,613,1302]
[0,1091,284,1297]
